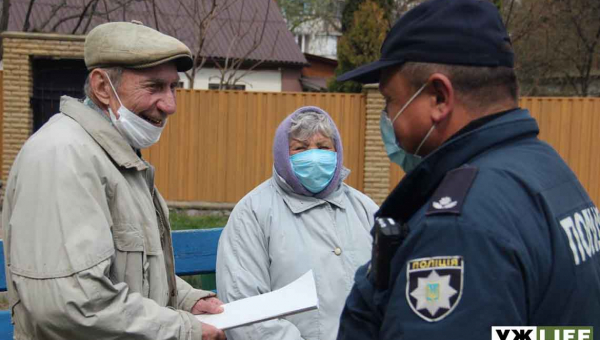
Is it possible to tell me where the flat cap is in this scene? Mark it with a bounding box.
[85,21,193,72]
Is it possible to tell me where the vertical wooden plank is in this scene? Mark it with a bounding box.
[349,94,361,189]
[342,94,354,188]
[234,91,248,202]
[219,91,230,202]
[206,90,220,201]
[255,92,266,188]
[588,98,600,205]
[576,99,592,188]
[248,91,259,197]
[179,89,191,201]
[558,98,572,166]
[356,94,366,191]
[339,94,351,187]
[567,98,583,177]
[188,90,201,201]
[191,90,203,201]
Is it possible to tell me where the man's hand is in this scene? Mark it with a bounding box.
[192,297,224,314]
[201,322,226,340]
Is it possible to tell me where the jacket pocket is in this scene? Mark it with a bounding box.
[111,226,146,295]
[113,227,144,252]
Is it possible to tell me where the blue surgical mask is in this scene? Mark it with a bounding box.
[290,149,337,193]
[380,83,435,173]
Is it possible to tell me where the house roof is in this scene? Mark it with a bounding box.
[4,0,308,67]
[304,53,338,67]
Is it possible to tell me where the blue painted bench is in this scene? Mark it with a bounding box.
[0,228,223,339]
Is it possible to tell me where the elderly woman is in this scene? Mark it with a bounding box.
[216,106,378,340]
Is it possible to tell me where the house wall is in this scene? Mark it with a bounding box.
[302,59,336,79]
[295,33,339,60]
[294,19,340,59]
[179,68,282,92]
[281,68,303,92]
[307,34,338,60]
[1,32,85,182]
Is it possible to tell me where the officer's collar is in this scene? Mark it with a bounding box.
[448,108,519,141]
[378,108,539,222]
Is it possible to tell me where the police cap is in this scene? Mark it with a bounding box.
[337,0,514,84]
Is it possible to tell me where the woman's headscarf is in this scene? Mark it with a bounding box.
[273,106,344,199]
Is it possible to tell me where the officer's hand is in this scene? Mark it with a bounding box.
[201,323,226,340]
[192,297,225,314]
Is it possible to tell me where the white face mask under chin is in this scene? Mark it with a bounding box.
[105,74,165,149]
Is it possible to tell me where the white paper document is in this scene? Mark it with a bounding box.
[196,270,318,330]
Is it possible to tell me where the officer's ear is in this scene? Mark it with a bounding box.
[427,73,454,123]
[89,69,113,107]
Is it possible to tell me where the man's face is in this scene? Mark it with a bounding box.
[379,68,433,156]
[110,62,180,127]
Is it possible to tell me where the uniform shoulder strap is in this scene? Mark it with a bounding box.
[426,166,478,216]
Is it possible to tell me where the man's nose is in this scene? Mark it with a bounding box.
[158,89,177,115]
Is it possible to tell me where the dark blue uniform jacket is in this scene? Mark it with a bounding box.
[338,109,600,339]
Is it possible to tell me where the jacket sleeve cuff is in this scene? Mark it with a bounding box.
[176,276,216,311]
[180,310,204,340]
[180,288,217,312]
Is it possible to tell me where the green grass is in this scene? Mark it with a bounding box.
[169,211,229,230]
[169,211,228,290]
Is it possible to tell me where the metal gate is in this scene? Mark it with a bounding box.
[31,58,88,132]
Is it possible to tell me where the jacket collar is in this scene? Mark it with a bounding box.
[272,167,349,213]
[379,108,539,222]
[60,96,148,171]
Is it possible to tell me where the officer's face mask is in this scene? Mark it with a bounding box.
[105,73,165,149]
[290,149,337,193]
[380,82,435,173]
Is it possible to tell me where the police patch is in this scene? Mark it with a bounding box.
[406,256,463,322]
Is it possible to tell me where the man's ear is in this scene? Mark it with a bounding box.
[427,73,454,123]
[90,69,111,107]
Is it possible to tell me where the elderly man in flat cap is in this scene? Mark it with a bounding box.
[2,21,226,340]
[336,0,600,339]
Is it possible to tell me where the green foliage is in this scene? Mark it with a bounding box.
[181,273,217,291]
[342,0,393,32]
[341,0,364,32]
[492,0,502,11]
[331,0,390,93]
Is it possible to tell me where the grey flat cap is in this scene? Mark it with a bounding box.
[85,21,193,72]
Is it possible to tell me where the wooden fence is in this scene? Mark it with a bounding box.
[389,97,600,205]
[0,77,598,205]
[142,90,366,203]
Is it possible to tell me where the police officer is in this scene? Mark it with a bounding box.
[335,0,600,338]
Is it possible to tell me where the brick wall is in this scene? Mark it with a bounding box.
[1,32,85,182]
[362,84,389,205]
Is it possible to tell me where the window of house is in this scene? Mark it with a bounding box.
[296,34,311,53]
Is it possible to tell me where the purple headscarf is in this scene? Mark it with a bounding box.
[273,106,344,199]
